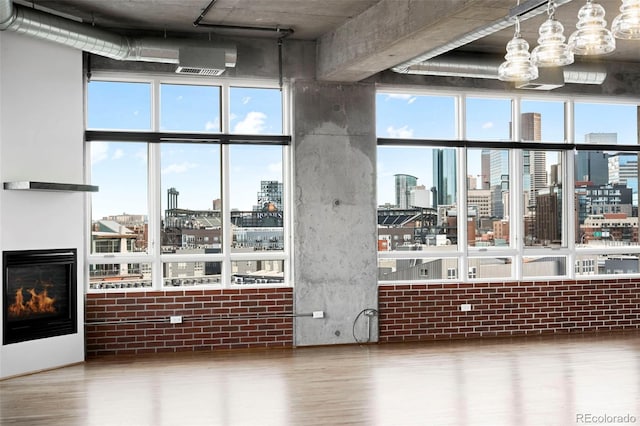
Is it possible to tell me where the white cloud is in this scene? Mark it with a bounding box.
[242,96,251,105]
[133,110,139,116]
[386,94,417,104]
[482,121,494,129]
[387,94,412,100]
[205,119,219,131]
[234,111,267,133]
[91,142,109,165]
[161,162,198,175]
[177,95,183,101]
[134,149,146,162]
[387,125,414,138]
[268,162,282,173]
[112,149,124,160]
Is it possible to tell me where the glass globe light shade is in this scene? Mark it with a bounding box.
[612,0,640,39]
[498,35,539,82]
[531,17,574,67]
[568,0,616,55]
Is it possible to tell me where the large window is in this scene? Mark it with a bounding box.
[573,103,640,277]
[87,78,289,291]
[377,91,640,282]
[376,93,459,280]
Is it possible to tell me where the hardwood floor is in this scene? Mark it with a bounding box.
[2,332,640,425]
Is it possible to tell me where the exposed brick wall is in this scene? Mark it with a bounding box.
[85,288,293,357]
[379,279,640,342]
[86,280,640,355]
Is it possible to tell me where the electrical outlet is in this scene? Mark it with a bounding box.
[460,304,472,312]
[312,311,324,319]
[170,315,183,324]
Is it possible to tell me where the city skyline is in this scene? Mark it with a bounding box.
[376,93,638,207]
[89,86,639,220]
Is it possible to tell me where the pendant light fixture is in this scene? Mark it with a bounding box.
[498,16,539,82]
[568,0,616,55]
[531,1,574,67]
[612,0,640,39]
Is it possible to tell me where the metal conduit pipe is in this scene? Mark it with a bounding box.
[0,0,236,66]
[404,53,606,85]
[0,1,132,61]
[392,0,574,74]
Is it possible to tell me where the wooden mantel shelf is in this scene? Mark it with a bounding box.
[3,181,99,192]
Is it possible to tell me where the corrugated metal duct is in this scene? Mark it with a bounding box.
[0,0,236,69]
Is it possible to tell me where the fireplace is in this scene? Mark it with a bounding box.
[3,249,77,345]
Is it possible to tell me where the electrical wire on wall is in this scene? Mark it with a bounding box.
[352,308,379,344]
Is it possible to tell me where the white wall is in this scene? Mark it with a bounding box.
[0,32,86,378]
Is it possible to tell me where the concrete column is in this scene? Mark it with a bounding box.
[292,80,378,346]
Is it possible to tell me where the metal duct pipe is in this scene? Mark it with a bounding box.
[404,54,606,85]
[0,0,235,66]
[392,0,574,73]
[0,2,133,61]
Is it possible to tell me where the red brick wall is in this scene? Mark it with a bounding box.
[379,279,640,342]
[85,288,293,357]
[86,280,640,355]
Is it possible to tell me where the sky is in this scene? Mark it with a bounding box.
[87,83,638,218]
[376,93,638,205]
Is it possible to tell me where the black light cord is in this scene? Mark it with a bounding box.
[352,308,379,344]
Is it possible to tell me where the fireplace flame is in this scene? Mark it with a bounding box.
[8,283,57,318]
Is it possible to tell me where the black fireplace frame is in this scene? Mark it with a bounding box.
[3,248,78,345]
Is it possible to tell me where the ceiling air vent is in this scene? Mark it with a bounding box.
[516,67,564,91]
[175,66,225,76]
[175,46,234,76]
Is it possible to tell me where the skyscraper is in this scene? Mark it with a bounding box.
[395,174,417,209]
[521,113,546,208]
[432,149,457,206]
[521,112,541,141]
[489,150,509,218]
[608,153,639,205]
[481,149,491,190]
[585,132,617,144]
[576,133,617,186]
[576,151,609,185]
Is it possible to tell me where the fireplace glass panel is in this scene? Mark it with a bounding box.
[3,249,77,345]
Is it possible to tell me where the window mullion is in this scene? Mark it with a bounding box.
[511,99,522,280]
[149,142,162,290]
[459,146,468,281]
[150,79,162,290]
[565,100,577,279]
[221,84,232,288]
[458,95,467,281]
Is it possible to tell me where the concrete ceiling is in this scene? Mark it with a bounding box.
[16,0,640,82]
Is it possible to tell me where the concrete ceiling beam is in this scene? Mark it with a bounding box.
[316,0,512,82]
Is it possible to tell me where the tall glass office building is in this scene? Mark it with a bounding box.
[432,149,457,206]
[394,174,418,209]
